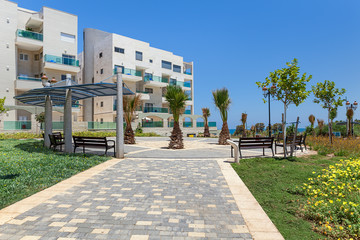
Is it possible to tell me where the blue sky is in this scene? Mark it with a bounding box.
[16,0,360,129]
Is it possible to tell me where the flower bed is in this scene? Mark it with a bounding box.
[307,136,360,157]
[300,158,360,239]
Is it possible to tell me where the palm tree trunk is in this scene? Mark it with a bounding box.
[124,124,135,144]
[204,122,210,137]
[219,121,230,145]
[169,121,184,149]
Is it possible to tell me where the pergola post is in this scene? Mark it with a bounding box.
[64,75,73,153]
[44,95,52,147]
[116,72,124,159]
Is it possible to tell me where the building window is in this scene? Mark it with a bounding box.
[19,53,28,61]
[100,68,104,74]
[100,118,103,123]
[149,59,153,63]
[173,64,181,73]
[61,75,75,81]
[60,32,75,43]
[34,54,40,61]
[145,88,153,94]
[114,47,124,53]
[136,51,143,61]
[99,52,103,58]
[62,54,76,65]
[100,101,104,107]
[162,60,172,70]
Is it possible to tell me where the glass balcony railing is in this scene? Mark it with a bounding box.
[88,122,127,130]
[144,75,168,84]
[136,90,151,94]
[169,80,191,88]
[142,121,163,128]
[4,121,31,130]
[44,54,79,67]
[183,122,193,128]
[17,29,43,41]
[196,122,217,128]
[114,67,142,77]
[184,82,191,88]
[184,110,191,114]
[143,107,168,113]
[17,76,42,81]
[40,122,64,130]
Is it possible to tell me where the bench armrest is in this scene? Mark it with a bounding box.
[227,140,239,164]
[107,140,115,146]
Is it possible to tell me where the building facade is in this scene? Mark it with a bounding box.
[0,0,80,130]
[80,28,213,135]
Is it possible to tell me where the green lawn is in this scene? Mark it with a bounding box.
[0,139,110,209]
[232,155,342,240]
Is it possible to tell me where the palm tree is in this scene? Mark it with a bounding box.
[202,108,211,137]
[317,119,324,136]
[212,88,231,145]
[165,85,188,149]
[346,108,354,137]
[123,95,142,144]
[308,114,315,136]
[241,113,247,137]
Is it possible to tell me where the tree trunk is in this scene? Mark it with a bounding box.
[242,124,246,137]
[328,110,332,144]
[283,106,287,158]
[219,121,230,145]
[204,123,210,137]
[124,124,135,144]
[169,121,184,149]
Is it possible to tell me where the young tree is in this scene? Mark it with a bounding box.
[241,113,247,137]
[308,114,316,136]
[255,122,265,133]
[0,97,7,115]
[312,80,345,144]
[123,95,142,144]
[317,119,324,136]
[256,58,312,157]
[212,88,231,145]
[165,85,188,149]
[202,107,211,137]
[233,125,244,136]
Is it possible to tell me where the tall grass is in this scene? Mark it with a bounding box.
[307,136,360,157]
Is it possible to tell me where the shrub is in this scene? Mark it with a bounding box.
[299,159,360,239]
[307,136,360,157]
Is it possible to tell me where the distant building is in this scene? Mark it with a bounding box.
[0,0,80,130]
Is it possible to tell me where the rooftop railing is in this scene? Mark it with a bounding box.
[16,29,43,41]
[44,54,79,67]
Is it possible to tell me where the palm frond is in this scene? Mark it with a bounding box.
[212,88,231,122]
[165,85,188,122]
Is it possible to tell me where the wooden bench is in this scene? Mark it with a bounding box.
[48,132,64,151]
[73,136,115,156]
[231,137,274,159]
[275,135,303,154]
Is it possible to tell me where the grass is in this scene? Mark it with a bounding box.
[232,155,343,240]
[0,139,110,209]
[307,136,360,157]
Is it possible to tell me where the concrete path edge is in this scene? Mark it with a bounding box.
[217,159,285,240]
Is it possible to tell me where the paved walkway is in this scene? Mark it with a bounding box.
[0,137,289,239]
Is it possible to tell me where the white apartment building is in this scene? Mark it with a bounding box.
[81,28,211,134]
[0,0,80,130]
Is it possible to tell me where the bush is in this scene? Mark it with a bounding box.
[0,132,42,139]
[307,136,360,157]
[299,159,360,239]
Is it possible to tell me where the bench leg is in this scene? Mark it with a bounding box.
[275,145,277,154]
[113,149,116,157]
[105,149,108,156]
[263,148,265,156]
[271,147,274,157]
[239,148,242,159]
[73,146,76,153]
[231,146,233,158]
[83,146,85,154]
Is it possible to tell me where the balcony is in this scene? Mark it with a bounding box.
[44,54,80,73]
[144,74,168,87]
[114,67,142,82]
[183,62,193,76]
[16,29,43,51]
[15,76,42,90]
[136,106,168,113]
[184,110,191,114]
[169,80,191,89]
[136,90,150,100]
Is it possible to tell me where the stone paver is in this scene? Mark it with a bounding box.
[0,159,252,239]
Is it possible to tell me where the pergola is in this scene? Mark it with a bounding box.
[15,72,133,158]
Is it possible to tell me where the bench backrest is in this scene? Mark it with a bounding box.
[286,135,302,144]
[238,137,274,147]
[73,136,108,146]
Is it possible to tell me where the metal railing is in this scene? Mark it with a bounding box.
[40,122,64,130]
[17,29,43,41]
[144,75,168,83]
[114,67,142,77]
[4,121,31,130]
[44,54,79,67]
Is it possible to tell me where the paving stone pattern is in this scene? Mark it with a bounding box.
[0,160,252,240]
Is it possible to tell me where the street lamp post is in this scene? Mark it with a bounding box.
[346,100,358,136]
[262,84,276,137]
